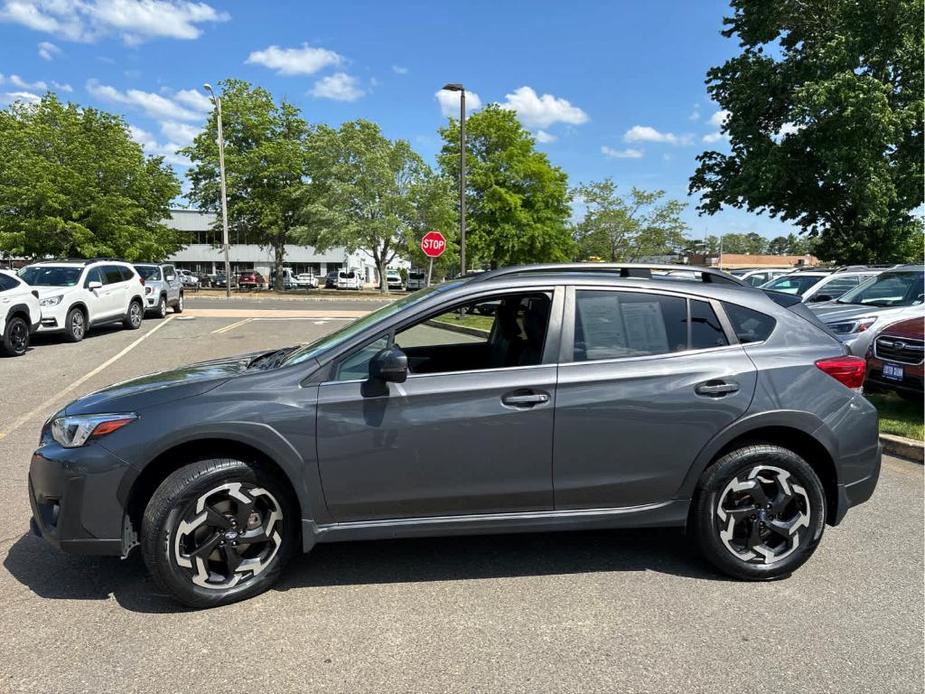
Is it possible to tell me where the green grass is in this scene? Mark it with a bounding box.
[432,312,495,332]
[866,392,924,440]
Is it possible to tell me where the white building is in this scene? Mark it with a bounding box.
[164,209,399,285]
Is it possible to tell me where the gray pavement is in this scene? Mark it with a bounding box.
[0,303,922,693]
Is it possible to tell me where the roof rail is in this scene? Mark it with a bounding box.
[469,263,747,286]
[34,257,127,265]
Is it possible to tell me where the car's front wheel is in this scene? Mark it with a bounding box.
[173,293,184,314]
[691,444,826,581]
[141,458,297,608]
[123,299,143,330]
[156,295,167,319]
[64,307,86,342]
[1,315,30,356]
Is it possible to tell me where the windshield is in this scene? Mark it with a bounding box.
[135,265,161,281]
[837,271,924,307]
[760,274,824,295]
[281,282,462,367]
[19,266,82,287]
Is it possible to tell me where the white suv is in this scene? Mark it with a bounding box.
[18,260,146,342]
[0,269,41,356]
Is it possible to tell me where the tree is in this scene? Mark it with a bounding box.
[0,93,181,261]
[572,180,689,261]
[182,79,308,289]
[299,120,452,292]
[767,236,790,255]
[439,105,573,269]
[403,174,459,280]
[690,0,924,264]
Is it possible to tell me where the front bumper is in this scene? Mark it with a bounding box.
[28,441,130,556]
[36,301,68,333]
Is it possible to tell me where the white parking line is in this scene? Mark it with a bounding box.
[211,317,254,335]
[0,317,175,441]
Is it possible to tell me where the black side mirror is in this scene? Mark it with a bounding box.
[369,348,408,383]
[809,294,833,303]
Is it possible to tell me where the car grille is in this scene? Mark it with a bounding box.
[874,336,924,365]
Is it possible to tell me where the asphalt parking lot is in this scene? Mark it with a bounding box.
[0,296,922,693]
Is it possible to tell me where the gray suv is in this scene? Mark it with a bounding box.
[134,263,184,318]
[28,264,881,607]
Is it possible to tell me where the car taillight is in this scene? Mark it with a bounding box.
[139,277,145,286]
[815,355,866,391]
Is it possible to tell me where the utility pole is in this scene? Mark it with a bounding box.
[442,83,467,275]
[204,83,231,298]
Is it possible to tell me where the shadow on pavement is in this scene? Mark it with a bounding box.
[4,527,724,614]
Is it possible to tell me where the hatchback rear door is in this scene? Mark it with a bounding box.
[553,286,757,509]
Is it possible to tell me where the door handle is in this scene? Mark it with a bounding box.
[695,381,740,397]
[501,391,550,407]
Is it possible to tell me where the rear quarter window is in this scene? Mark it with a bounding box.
[721,302,776,344]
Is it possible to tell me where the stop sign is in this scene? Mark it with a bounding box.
[420,231,447,258]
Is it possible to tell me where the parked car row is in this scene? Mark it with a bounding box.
[0,258,186,357]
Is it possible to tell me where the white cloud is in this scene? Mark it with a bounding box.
[689,104,701,121]
[86,79,202,121]
[602,145,643,159]
[160,120,199,145]
[128,124,190,166]
[392,65,408,75]
[702,131,728,144]
[435,88,481,118]
[310,72,364,101]
[500,86,588,129]
[1,90,42,104]
[173,87,211,112]
[623,125,692,146]
[535,129,557,143]
[37,39,59,59]
[52,80,72,92]
[246,43,343,75]
[776,122,802,140]
[0,0,229,44]
[1,73,48,90]
[708,109,730,127]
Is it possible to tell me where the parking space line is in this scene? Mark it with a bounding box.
[211,317,254,335]
[0,317,175,442]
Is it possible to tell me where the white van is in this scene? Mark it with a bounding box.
[406,269,427,291]
[336,269,362,290]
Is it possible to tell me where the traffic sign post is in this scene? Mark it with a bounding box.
[420,231,446,287]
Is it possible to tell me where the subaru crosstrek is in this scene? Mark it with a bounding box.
[28,264,881,607]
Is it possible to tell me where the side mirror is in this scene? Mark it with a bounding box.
[87,280,102,290]
[369,348,408,383]
[809,294,832,303]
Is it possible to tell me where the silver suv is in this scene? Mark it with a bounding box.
[134,263,184,318]
[28,263,881,607]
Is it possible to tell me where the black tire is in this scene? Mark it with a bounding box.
[141,458,298,608]
[64,306,86,342]
[123,299,144,330]
[1,315,29,356]
[156,295,167,319]
[691,444,826,581]
[173,293,184,314]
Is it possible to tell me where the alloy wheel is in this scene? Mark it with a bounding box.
[130,302,142,327]
[716,465,811,564]
[10,320,28,354]
[71,311,85,339]
[173,482,283,590]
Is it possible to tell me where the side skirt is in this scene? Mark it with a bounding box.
[302,499,690,552]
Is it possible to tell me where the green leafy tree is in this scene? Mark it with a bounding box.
[572,180,689,261]
[182,79,308,289]
[767,236,790,255]
[690,0,924,264]
[299,120,452,292]
[403,174,459,281]
[439,105,573,269]
[0,93,181,260]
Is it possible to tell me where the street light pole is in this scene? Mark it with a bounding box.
[204,83,231,299]
[443,83,466,275]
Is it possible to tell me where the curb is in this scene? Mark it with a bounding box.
[880,433,924,463]
[187,291,395,303]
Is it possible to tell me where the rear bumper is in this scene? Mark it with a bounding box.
[832,442,882,525]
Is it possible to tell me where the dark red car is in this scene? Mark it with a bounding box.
[237,270,266,290]
[865,316,924,401]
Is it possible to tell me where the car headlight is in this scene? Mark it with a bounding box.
[50,413,137,448]
[144,286,153,295]
[828,317,877,335]
[40,295,63,307]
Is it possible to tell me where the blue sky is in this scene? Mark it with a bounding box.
[0,0,801,239]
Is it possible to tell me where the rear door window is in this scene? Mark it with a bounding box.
[102,266,124,285]
[689,300,729,349]
[816,275,859,298]
[0,274,19,291]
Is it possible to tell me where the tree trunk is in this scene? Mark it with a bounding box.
[378,258,389,294]
[274,238,286,291]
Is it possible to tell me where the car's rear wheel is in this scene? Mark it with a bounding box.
[691,444,826,580]
[123,299,143,330]
[156,295,167,319]
[64,307,86,342]
[141,458,298,608]
[173,293,184,314]
[1,315,29,356]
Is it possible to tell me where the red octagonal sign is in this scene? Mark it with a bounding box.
[421,230,447,258]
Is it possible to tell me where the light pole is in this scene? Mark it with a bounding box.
[442,83,466,275]
[203,83,231,298]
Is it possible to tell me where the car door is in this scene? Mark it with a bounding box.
[163,265,180,303]
[315,287,563,522]
[95,265,127,319]
[553,286,757,510]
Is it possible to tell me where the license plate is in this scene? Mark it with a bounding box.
[883,363,904,381]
